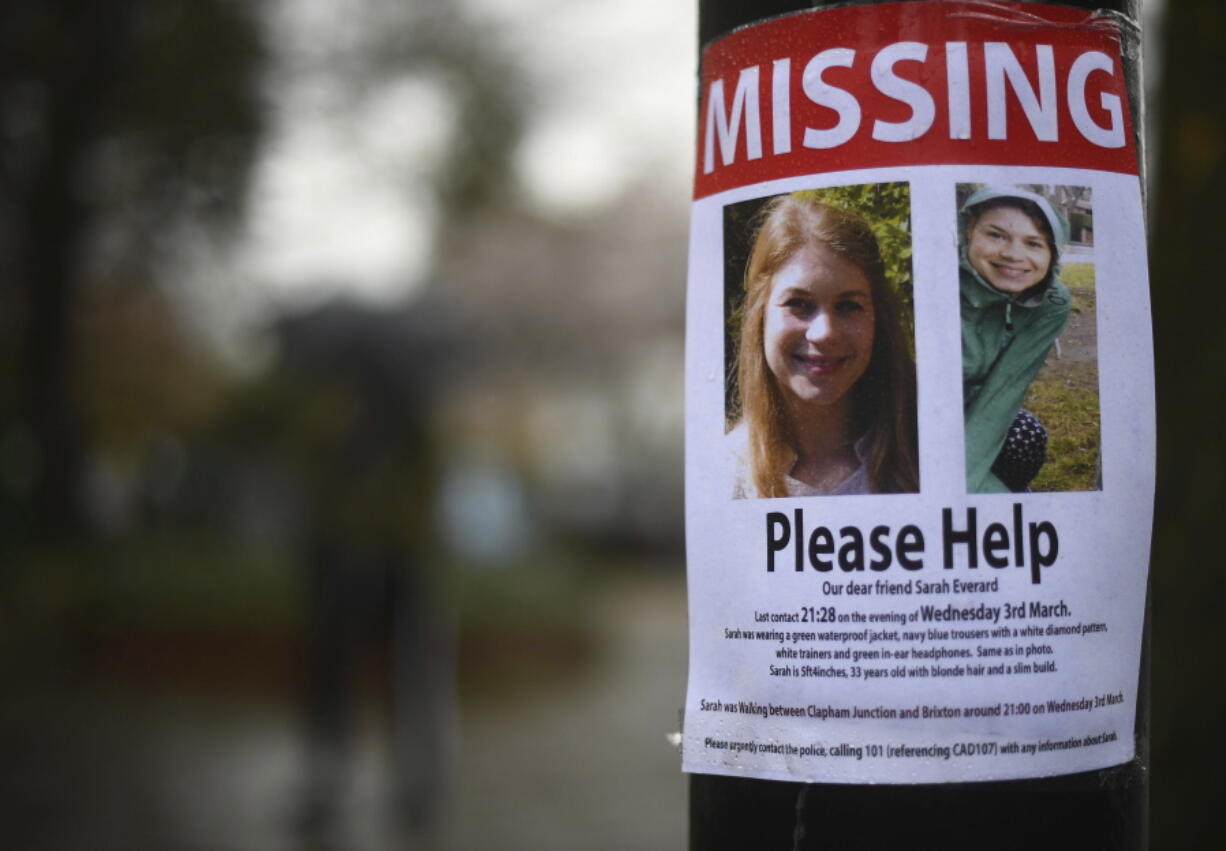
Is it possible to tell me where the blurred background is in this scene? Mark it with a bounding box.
[0,0,1218,848]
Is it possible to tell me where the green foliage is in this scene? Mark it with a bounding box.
[1023,260,1099,492]
[456,554,593,632]
[796,183,912,287]
[43,532,300,634]
[1059,261,1096,295]
[1024,370,1101,492]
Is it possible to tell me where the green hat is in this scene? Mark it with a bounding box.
[960,185,1069,250]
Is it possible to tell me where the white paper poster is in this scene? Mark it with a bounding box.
[683,1,1152,784]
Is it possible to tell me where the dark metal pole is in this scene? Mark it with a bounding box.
[689,2,1147,848]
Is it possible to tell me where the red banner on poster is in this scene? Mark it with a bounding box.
[694,1,1137,198]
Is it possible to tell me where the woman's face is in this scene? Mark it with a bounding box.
[966,205,1052,294]
[763,243,875,411]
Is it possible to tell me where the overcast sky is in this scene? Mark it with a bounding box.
[187,0,1162,361]
[230,0,695,309]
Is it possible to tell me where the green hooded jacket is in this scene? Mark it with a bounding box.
[960,186,1071,493]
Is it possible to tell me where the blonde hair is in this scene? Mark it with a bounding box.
[734,193,919,497]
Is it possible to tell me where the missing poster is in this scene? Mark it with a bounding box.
[683,1,1152,784]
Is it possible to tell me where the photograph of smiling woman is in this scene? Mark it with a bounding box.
[958,184,1080,494]
[728,191,919,499]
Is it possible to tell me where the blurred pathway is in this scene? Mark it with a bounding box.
[0,573,689,851]
[441,575,688,851]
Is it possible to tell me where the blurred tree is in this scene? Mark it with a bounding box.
[0,0,265,541]
[417,12,528,230]
[280,0,529,247]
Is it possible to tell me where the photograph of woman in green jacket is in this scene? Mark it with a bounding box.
[959,184,1077,494]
